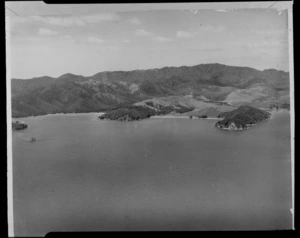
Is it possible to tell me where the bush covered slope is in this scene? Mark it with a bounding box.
[11,63,289,117]
[216,105,270,130]
[99,106,157,121]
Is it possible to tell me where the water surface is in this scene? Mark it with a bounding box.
[12,111,292,236]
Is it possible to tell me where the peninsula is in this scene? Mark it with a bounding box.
[215,105,271,130]
[98,104,194,121]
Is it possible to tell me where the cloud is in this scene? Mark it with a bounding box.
[96,46,119,54]
[253,29,286,35]
[9,16,30,24]
[189,9,199,15]
[87,36,105,44]
[38,28,58,35]
[198,24,226,32]
[81,13,120,24]
[129,17,142,25]
[201,48,223,52]
[135,29,153,36]
[29,13,120,27]
[245,40,285,49]
[60,35,73,40]
[32,15,85,27]
[176,26,226,39]
[176,31,194,38]
[152,36,173,42]
[215,9,230,12]
[122,39,131,43]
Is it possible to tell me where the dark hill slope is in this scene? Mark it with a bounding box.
[216,105,271,130]
[11,63,289,117]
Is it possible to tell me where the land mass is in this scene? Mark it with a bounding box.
[11,63,289,118]
[99,104,195,121]
[215,105,271,130]
[12,121,28,130]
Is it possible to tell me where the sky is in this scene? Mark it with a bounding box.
[5,2,291,79]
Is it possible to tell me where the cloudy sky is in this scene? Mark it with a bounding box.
[6,2,290,79]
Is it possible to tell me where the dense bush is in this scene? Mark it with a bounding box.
[281,103,290,109]
[145,101,155,107]
[99,106,156,121]
[174,105,194,113]
[216,105,270,130]
[156,106,174,115]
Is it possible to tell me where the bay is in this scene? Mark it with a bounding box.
[12,110,292,236]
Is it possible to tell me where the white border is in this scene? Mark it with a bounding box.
[287,6,295,230]
[6,2,294,235]
[6,11,14,237]
[5,1,293,15]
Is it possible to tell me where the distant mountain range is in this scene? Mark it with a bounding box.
[11,63,290,118]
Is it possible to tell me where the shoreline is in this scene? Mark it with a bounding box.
[12,112,106,120]
[268,108,288,119]
[150,115,221,120]
[215,109,288,131]
[12,108,289,121]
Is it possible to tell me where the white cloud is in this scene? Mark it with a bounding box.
[190,9,199,15]
[32,15,85,27]
[176,31,194,38]
[87,36,105,44]
[81,13,120,24]
[253,29,286,35]
[29,13,120,27]
[152,36,173,42]
[129,17,142,25]
[135,29,153,36]
[215,9,230,12]
[198,24,226,32]
[38,28,58,36]
[96,46,120,54]
[60,35,73,40]
[245,40,285,49]
[9,16,30,24]
[122,39,131,43]
[176,25,225,39]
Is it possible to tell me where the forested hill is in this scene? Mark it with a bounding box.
[11,63,290,118]
[216,105,271,130]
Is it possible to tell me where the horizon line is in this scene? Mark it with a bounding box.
[11,62,289,80]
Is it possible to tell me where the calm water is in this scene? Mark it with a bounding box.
[12,111,292,236]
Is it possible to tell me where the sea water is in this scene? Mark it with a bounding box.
[11,110,292,236]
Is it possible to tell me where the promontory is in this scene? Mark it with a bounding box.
[215,105,270,130]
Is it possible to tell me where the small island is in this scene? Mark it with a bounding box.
[215,105,270,130]
[12,121,28,130]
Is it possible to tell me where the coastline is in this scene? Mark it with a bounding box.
[150,115,221,120]
[12,112,106,120]
[12,108,289,121]
[268,108,289,119]
[215,109,290,131]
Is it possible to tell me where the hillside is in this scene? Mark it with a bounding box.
[11,63,290,118]
[216,105,271,130]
